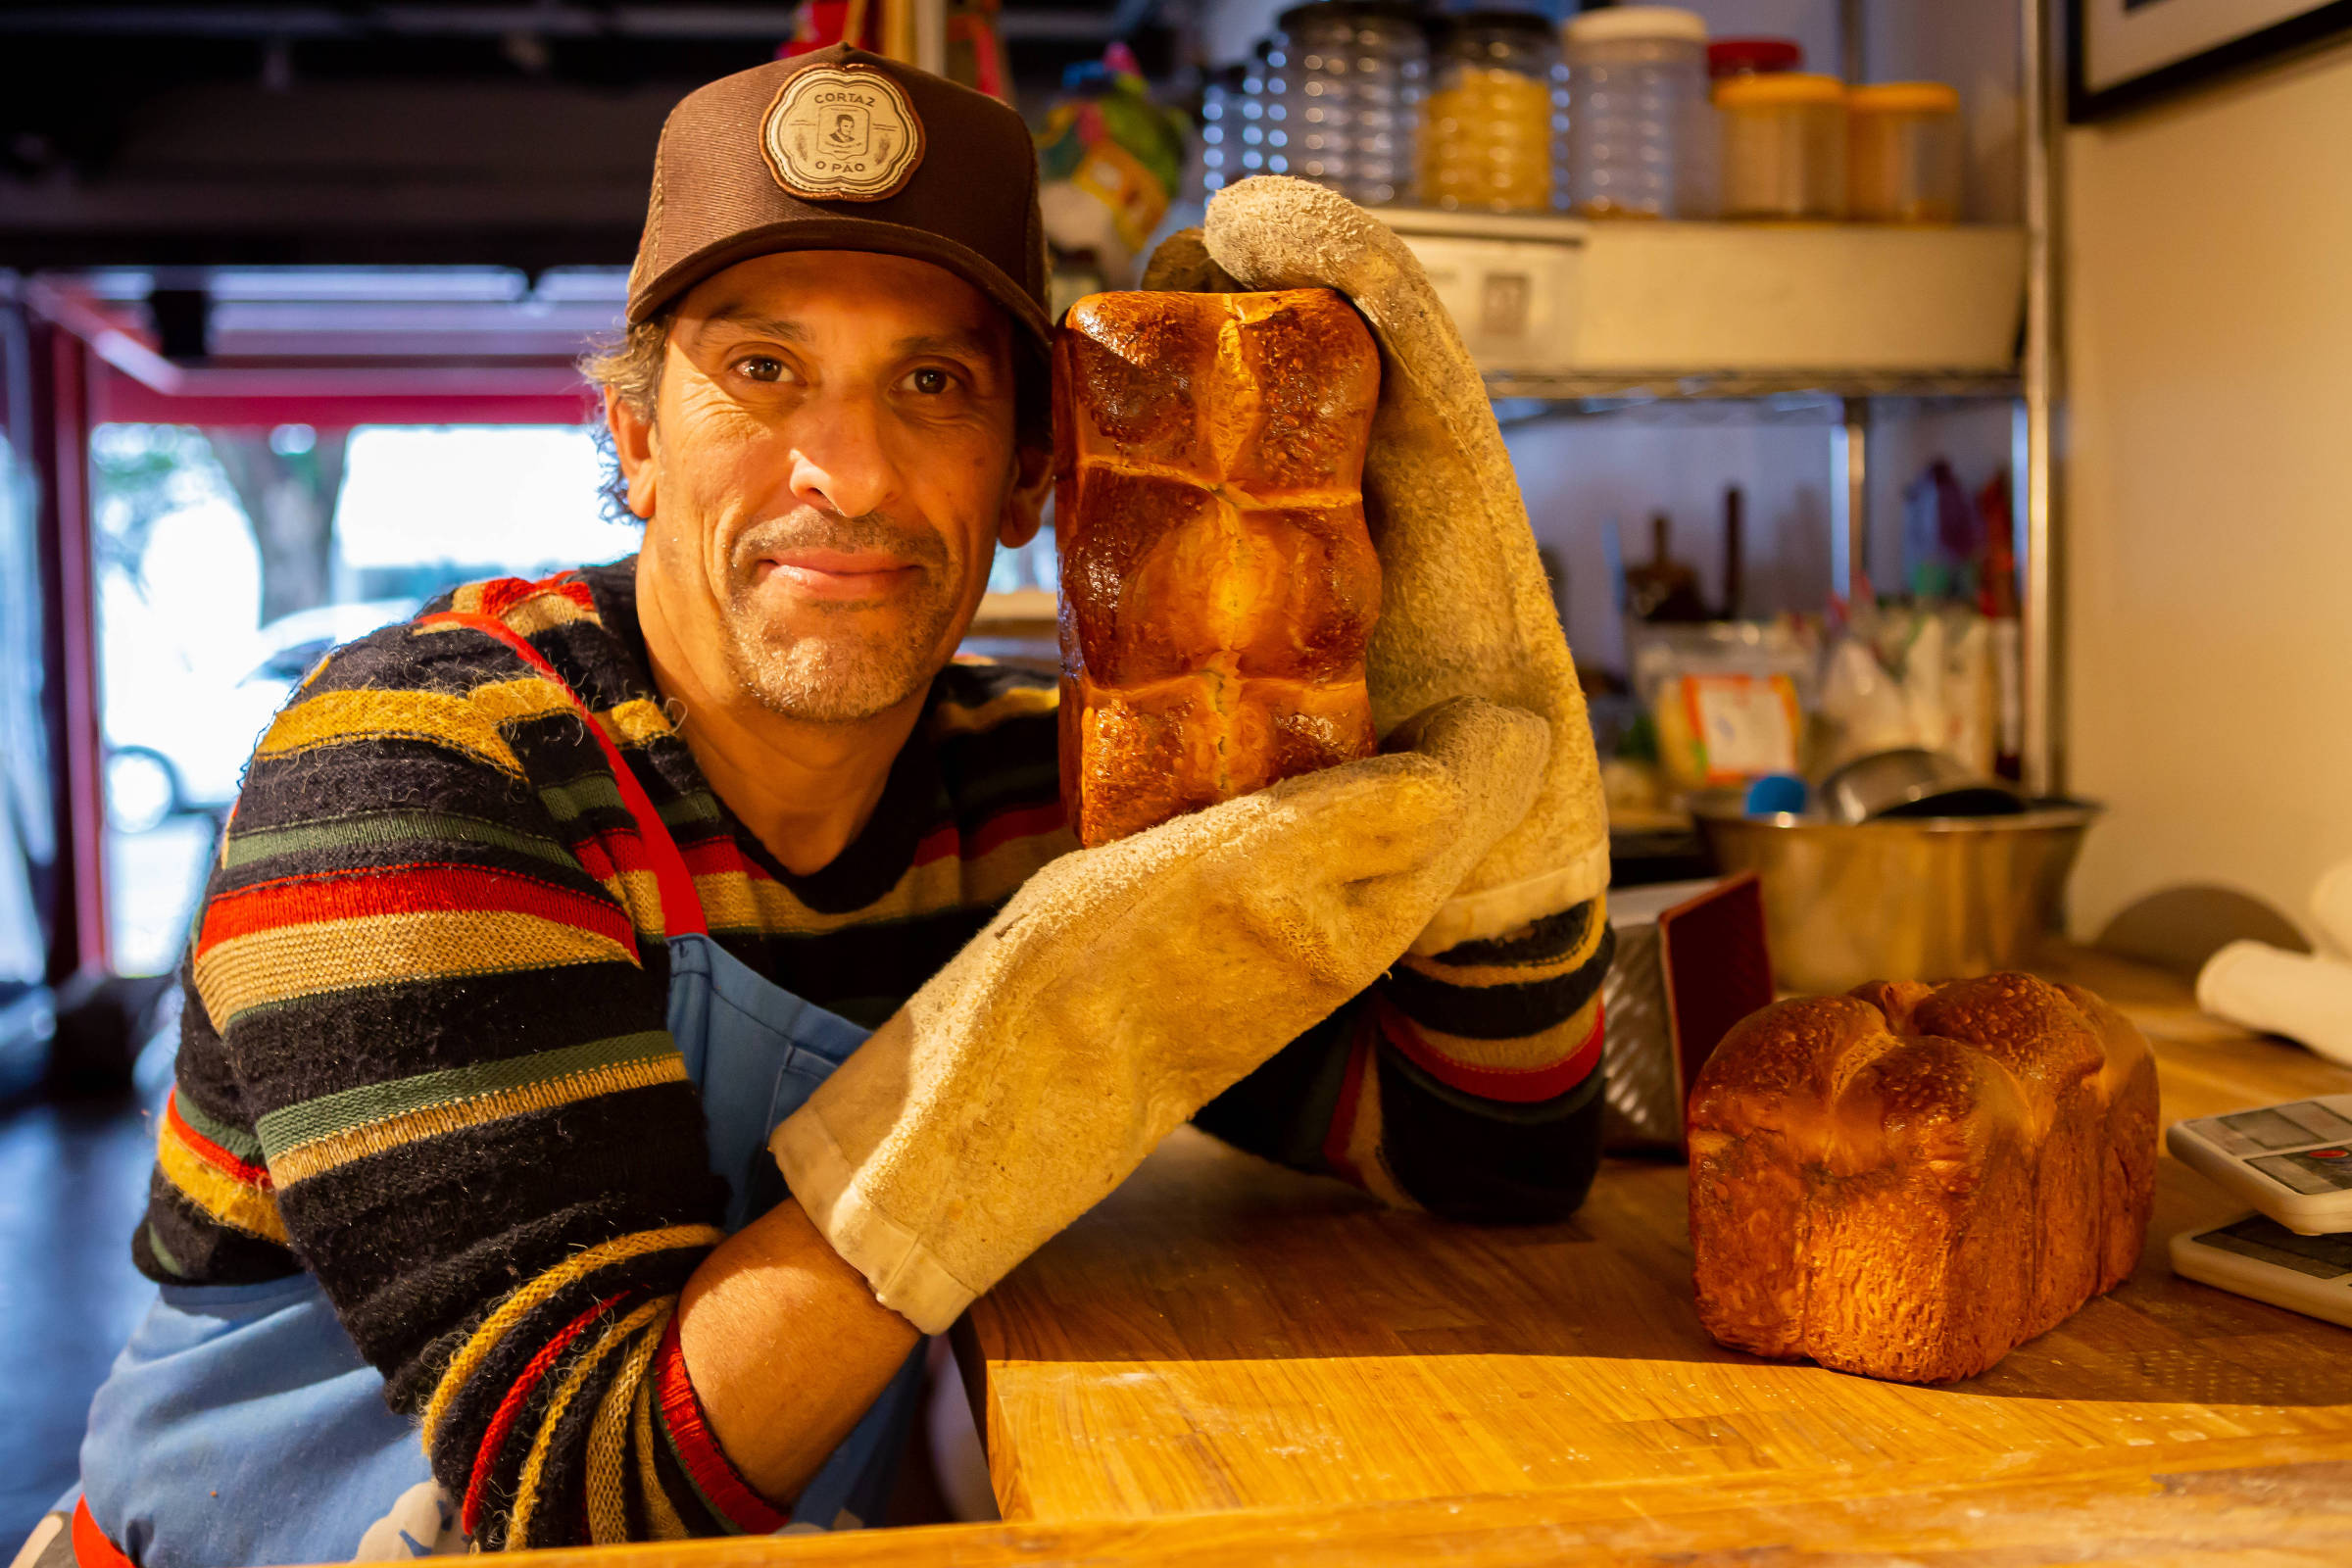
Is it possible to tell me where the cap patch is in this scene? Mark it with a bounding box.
[762,65,925,203]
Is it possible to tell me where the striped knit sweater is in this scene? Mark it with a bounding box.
[142,559,1611,1550]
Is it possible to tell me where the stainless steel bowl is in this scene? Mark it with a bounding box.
[1690,792,2102,994]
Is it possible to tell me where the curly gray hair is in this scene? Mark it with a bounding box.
[577,312,672,524]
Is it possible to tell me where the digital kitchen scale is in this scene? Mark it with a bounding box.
[2171,1213,2352,1330]
[2167,1096,2352,1236]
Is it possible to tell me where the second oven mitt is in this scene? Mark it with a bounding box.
[771,697,1547,1332]
[1150,176,1609,955]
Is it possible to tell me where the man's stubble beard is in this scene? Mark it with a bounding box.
[721,510,961,724]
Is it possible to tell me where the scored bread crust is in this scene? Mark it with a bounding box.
[1055,288,1383,847]
[1686,973,2159,1385]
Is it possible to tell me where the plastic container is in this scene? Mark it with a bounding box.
[1421,11,1557,213]
[1716,72,1846,220]
[1269,0,1429,207]
[1563,6,1712,220]
[1847,80,1962,223]
[1239,40,1273,178]
[1707,37,1802,79]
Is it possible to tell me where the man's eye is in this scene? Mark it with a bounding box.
[735,356,787,383]
[906,368,952,395]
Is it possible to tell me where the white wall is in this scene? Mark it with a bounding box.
[2062,38,2352,942]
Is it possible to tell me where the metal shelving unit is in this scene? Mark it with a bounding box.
[1413,1,2066,799]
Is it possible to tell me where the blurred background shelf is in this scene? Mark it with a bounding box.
[1376,213,2027,390]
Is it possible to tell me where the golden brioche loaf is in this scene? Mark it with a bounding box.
[1687,973,2158,1384]
[1054,288,1382,847]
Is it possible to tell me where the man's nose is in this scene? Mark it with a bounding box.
[787,391,901,520]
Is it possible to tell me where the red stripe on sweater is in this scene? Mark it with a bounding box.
[568,823,661,884]
[475,574,596,622]
[1320,1011,1378,1190]
[1375,996,1606,1103]
[164,1090,272,1189]
[965,799,1066,858]
[197,862,635,956]
[651,1316,788,1535]
[461,1294,625,1538]
[908,823,959,869]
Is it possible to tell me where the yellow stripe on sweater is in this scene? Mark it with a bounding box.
[931,682,1058,737]
[632,1375,691,1541]
[268,1054,689,1188]
[194,907,639,1027]
[421,1223,724,1454]
[691,824,1072,938]
[1342,1041,1413,1212]
[597,699,674,750]
[509,1298,669,1547]
[586,1302,673,1544]
[1395,989,1603,1076]
[1397,892,1610,990]
[156,1121,289,1244]
[255,679,579,776]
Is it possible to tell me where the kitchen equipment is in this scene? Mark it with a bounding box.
[1563,6,1711,220]
[1269,0,1428,207]
[1716,72,1846,220]
[2172,1215,2352,1329]
[1819,746,2027,824]
[2170,1097,2352,1235]
[1847,81,1963,223]
[1600,874,1773,1152]
[1691,792,2101,993]
[1707,37,1802,80]
[2196,942,2352,1065]
[1422,11,1556,214]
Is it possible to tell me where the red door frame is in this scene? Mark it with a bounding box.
[30,321,108,982]
[26,282,600,984]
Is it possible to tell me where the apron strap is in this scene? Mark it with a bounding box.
[71,1499,132,1568]
[419,610,709,941]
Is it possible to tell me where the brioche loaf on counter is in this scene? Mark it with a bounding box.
[1687,973,2159,1384]
[1054,288,1383,847]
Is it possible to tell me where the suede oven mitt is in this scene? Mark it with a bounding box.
[1143,176,1609,956]
[772,698,1546,1333]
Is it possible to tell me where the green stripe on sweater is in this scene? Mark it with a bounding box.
[224,809,578,873]
[254,1030,678,1157]
[172,1088,266,1161]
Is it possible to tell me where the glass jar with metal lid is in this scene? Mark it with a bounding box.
[1421,10,1558,213]
[1269,0,1429,207]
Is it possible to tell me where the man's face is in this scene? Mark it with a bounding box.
[613,250,1043,724]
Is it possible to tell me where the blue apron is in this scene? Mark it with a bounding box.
[74,612,924,1565]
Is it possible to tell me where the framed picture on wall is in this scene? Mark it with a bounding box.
[2070,0,2352,119]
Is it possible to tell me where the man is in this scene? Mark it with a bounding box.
[62,46,1611,1566]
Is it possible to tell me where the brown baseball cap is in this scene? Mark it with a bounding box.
[626,44,1049,355]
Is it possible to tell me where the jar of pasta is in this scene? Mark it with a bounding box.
[1421,11,1557,214]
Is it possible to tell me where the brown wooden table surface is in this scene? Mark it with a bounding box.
[943,947,2352,1549]
[500,951,2352,1565]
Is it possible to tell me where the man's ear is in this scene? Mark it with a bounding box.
[605,388,660,519]
[998,440,1053,550]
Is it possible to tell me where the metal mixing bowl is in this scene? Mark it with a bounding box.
[1690,792,2103,994]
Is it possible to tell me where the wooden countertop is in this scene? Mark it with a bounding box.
[498,952,2352,1565]
[944,947,2352,1545]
